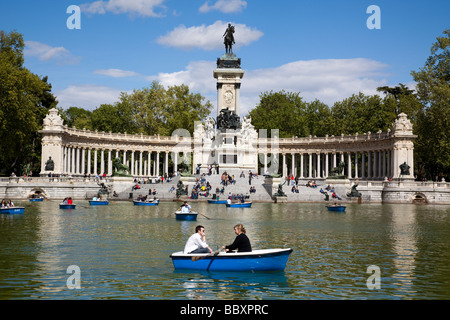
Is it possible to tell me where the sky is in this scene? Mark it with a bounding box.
[1,0,449,117]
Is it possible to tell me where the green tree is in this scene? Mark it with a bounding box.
[411,30,450,180]
[248,90,307,138]
[329,93,393,135]
[90,81,212,136]
[377,83,423,123]
[61,107,93,130]
[0,30,57,176]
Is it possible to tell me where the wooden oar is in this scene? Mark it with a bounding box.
[192,247,223,262]
[197,212,211,220]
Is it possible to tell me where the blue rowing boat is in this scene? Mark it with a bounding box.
[29,198,44,202]
[170,248,293,272]
[89,200,109,206]
[207,199,227,204]
[175,211,198,221]
[60,204,76,209]
[133,200,159,206]
[226,201,252,208]
[326,205,346,212]
[0,207,25,214]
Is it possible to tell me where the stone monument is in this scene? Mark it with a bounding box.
[40,108,65,176]
[391,113,416,180]
[193,24,258,173]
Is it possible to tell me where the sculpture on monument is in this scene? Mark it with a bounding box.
[45,157,54,171]
[223,23,235,54]
[97,182,110,199]
[217,107,241,132]
[328,161,345,179]
[347,184,362,198]
[112,157,131,177]
[273,181,287,198]
[176,180,188,198]
[399,162,410,176]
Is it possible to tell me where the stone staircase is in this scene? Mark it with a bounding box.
[109,170,350,203]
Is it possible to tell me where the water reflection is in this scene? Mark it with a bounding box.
[388,205,418,295]
[0,201,449,299]
[174,270,289,300]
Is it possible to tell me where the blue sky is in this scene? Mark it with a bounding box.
[1,0,449,117]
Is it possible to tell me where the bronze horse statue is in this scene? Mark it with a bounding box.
[223,24,235,54]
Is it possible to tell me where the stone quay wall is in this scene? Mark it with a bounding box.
[1,176,449,205]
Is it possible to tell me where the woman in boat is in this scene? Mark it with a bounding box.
[223,224,252,253]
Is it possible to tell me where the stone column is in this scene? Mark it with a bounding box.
[165,151,169,175]
[362,152,366,179]
[347,152,352,179]
[108,150,112,176]
[139,151,143,176]
[308,153,312,178]
[100,149,105,175]
[300,153,304,178]
[317,153,321,178]
[87,149,91,175]
[156,152,160,176]
[81,148,86,175]
[173,151,178,175]
[93,149,98,175]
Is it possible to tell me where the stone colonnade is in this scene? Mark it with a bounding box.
[40,109,416,180]
[60,147,178,177]
[275,150,395,180]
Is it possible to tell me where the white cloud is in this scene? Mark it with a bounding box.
[55,85,125,110]
[81,0,167,17]
[24,41,80,64]
[157,20,263,51]
[95,69,141,78]
[199,0,247,13]
[57,58,389,114]
[147,58,389,117]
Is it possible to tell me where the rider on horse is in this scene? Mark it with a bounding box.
[223,23,235,54]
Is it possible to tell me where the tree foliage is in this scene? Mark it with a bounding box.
[83,81,212,136]
[411,29,450,180]
[0,30,57,176]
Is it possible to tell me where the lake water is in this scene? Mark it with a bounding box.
[0,200,449,300]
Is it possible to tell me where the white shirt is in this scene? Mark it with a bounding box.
[181,205,191,213]
[184,233,208,254]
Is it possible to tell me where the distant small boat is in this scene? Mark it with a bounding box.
[207,199,227,204]
[326,205,346,212]
[29,198,44,202]
[175,211,198,221]
[89,200,109,206]
[0,207,25,214]
[170,248,293,272]
[226,202,252,208]
[133,200,159,206]
[60,204,76,209]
